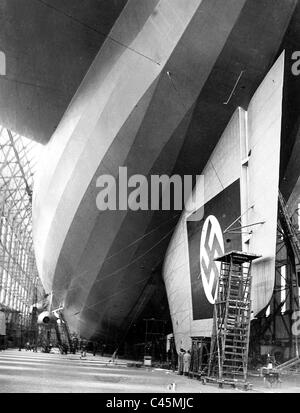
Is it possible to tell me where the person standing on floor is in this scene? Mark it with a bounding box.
[80,339,87,359]
[178,348,184,375]
[183,350,191,376]
[93,341,98,356]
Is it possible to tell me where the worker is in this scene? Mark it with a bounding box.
[101,343,106,356]
[171,348,177,371]
[266,353,273,369]
[80,339,87,359]
[93,341,98,356]
[183,350,191,376]
[178,348,184,375]
[72,336,78,354]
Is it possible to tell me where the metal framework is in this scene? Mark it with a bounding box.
[249,193,300,363]
[0,127,43,345]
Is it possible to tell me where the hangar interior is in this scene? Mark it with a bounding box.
[1,0,300,392]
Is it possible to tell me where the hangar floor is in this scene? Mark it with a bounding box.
[0,349,300,393]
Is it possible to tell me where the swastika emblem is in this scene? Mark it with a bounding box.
[199,215,224,304]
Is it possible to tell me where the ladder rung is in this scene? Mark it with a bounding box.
[224,351,245,356]
[228,303,249,307]
[226,331,247,339]
[227,315,248,327]
[227,318,250,321]
[222,370,245,376]
[225,347,246,351]
[224,358,244,363]
[228,300,250,309]
[227,319,250,324]
[225,344,246,349]
[222,365,244,370]
[222,363,244,368]
[223,369,244,376]
[226,326,248,329]
[228,309,250,312]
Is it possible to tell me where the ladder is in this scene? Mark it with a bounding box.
[207,251,260,387]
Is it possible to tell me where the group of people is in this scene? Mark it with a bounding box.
[178,348,191,376]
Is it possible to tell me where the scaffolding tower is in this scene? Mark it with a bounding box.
[206,251,260,389]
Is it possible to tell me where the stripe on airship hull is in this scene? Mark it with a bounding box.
[187,179,241,320]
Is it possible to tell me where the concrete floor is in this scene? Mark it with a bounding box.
[0,349,300,393]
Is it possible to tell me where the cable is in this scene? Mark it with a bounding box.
[67,223,197,322]
[209,159,225,190]
[52,212,180,295]
[166,71,189,112]
[104,213,180,262]
[69,224,176,316]
[72,275,150,317]
[1,74,64,95]
[70,210,218,318]
[34,0,161,67]
[92,224,175,286]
